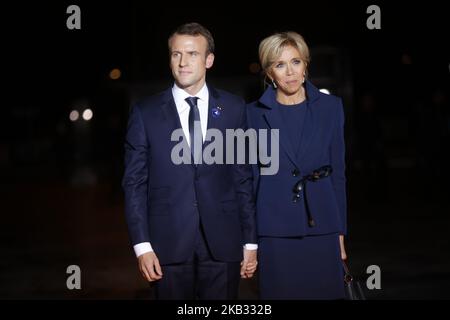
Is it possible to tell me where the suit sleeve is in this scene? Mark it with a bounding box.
[233,99,258,244]
[246,105,260,198]
[330,98,347,235]
[122,105,150,245]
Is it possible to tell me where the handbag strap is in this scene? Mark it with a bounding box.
[342,260,354,284]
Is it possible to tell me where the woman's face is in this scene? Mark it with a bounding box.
[269,45,306,96]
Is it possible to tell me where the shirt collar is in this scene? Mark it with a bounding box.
[172,82,209,112]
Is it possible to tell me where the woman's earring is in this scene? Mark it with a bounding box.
[271,79,277,88]
[302,73,306,84]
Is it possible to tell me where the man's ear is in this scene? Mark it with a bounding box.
[205,53,215,69]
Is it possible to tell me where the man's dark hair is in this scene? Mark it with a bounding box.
[168,22,215,54]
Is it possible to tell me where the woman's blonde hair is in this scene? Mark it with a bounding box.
[259,31,310,80]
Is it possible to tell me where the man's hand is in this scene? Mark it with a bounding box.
[137,251,163,282]
[240,249,257,279]
[339,235,347,260]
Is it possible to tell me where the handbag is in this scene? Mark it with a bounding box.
[343,260,367,300]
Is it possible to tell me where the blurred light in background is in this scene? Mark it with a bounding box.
[82,109,93,121]
[109,68,122,80]
[69,110,79,122]
[401,53,412,65]
[319,88,331,95]
[249,62,261,74]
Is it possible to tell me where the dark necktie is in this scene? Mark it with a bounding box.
[185,96,202,164]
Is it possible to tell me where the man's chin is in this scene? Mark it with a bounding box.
[175,80,193,89]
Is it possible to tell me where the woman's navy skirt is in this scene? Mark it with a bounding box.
[258,233,346,299]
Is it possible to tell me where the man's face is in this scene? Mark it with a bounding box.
[169,34,214,95]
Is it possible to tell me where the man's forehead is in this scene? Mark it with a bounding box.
[170,34,207,50]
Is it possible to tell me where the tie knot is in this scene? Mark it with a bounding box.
[185,96,199,108]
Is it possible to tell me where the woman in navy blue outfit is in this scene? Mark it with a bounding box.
[247,32,348,299]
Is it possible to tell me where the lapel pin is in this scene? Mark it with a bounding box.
[211,106,223,118]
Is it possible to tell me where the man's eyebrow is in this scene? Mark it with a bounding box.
[170,50,199,54]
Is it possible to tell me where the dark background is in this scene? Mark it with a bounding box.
[1,0,449,299]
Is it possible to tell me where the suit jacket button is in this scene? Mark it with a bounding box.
[193,201,198,207]
[292,169,300,177]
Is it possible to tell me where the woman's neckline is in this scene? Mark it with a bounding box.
[277,99,307,107]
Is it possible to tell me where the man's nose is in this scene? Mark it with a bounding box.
[179,54,188,67]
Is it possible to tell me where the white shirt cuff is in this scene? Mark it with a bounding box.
[133,242,153,257]
[244,243,258,250]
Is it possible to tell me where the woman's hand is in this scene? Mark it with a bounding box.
[339,235,347,260]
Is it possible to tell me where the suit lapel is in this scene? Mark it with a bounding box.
[203,91,221,149]
[160,89,194,169]
[161,95,183,134]
[202,86,227,154]
[296,80,322,165]
[262,107,299,170]
[296,99,317,164]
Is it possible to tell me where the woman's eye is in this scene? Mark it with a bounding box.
[293,59,301,65]
[275,63,284,68]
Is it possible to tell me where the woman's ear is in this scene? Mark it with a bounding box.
[266,71,273,82]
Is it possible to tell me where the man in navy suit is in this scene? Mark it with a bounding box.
[122,23,257,300]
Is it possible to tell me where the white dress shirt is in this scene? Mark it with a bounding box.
[133,83,257,258]
[172,82,209,146]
